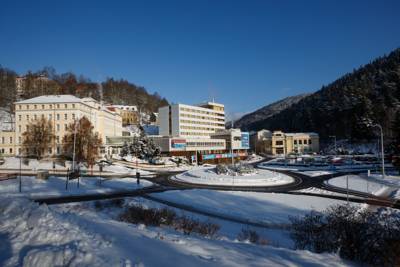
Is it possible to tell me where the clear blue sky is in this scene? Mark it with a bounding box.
[1,0,399,118]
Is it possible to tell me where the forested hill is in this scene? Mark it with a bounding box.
[233,93,310,129]
[238,48,400,142]
[0,66,168,113]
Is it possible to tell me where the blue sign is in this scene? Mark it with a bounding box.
[241,132,250,149]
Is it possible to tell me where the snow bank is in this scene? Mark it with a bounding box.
[172,166,294,187]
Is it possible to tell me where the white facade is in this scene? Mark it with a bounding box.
[158,102,225,138]
[13,95,122,156]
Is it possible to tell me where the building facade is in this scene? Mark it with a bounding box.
[159,102,225,138]
[250,129,319,155]
[0,95,123,157]
[108,105,139,126]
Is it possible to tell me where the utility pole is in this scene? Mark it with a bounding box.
[329,135,337,155]
[19,155,22,193]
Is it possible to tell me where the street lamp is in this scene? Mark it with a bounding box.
[367,123,385,179]
[329,135,337,155]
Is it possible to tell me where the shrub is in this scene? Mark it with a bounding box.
[290,205,400,266]
[237,228,259,244]
[119,205,220,238]
[94,198,124,210]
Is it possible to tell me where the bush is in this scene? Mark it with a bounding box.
[290,205,400,266]
[94,198,124,210]
[119,205,220,238]
[236,228,267,245]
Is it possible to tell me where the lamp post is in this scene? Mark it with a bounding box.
[368,123,385,179]
[329,135,337,155]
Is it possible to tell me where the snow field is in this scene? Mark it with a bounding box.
[0,175,153,198]
[0,196,356,267]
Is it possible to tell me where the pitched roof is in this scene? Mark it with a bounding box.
[15,95,84,104]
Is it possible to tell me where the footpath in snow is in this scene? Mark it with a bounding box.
[0,195,355,267]
[172,166,294,187]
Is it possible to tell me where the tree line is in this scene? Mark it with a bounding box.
[0,65,169,113]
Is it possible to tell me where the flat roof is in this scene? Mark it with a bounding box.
[15,95,84,104]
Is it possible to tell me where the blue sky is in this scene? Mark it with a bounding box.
[1,0,399,119]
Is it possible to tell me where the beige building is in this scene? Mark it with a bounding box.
[108,105,139,126]
[250,130,319,155]
[0,95,123,157]
[0,131,15,156]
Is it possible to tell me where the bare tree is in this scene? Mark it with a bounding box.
[22,117,55,159]
[62,116,102,170]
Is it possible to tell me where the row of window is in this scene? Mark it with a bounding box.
[180,125,220,132]
[186,142,225,147]
[1,136,12,144]
[294,139,312,145]
[180,113,225,122]
[18,103,76,110]
[179,107,224,117]
[18,113,76,121]
[180,132,211,136]
[180,119,225,127]
[0,148,12,154]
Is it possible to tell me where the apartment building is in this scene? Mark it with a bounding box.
[250,129,319,155]
[15,74,49,100]
[3,95,123,157]
[159,102,225,138]
[108,105,139,126]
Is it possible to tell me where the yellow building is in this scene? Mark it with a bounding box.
[107,105,139,126]
[0,95,123,157]
[251,130,319,155]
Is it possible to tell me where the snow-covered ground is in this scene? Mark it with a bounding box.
[326,174,400,196]
[0,196,355,266]
[0,157,154,176]
[150,189,351,225]
[301,170,335,177]
[172,166,294,187]
[241,154,265,164]
[0,176,153,198]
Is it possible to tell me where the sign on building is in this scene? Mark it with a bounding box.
[241,132,250,149]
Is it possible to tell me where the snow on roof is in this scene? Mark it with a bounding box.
[15,95,83,104]
[285,132,319,137]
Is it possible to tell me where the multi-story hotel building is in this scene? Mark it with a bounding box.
[0,95,122,157]
[107,105,139,126]
[153,102,249,163]
[159,102,225,138]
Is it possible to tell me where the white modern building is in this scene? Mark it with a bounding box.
[156,101,249,163]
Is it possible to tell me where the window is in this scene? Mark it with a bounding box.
[294,140,297,145]
[26,105,29,109]
[57,146,60,154]
[9,148,12,154]
[10,137,12,144]
[309,139,312,145]
[34,114,37,120]
[34,105,37,109]
[18,137,21,144]
[18,125,21,132]
[49,114,52,120]
[26,115,29,120]
[56,136,60,143]
[1,137,4,144]
[275,140,283,146]
[299,140,302,145]
[48,148,52,154]
[26,125,29,131]
[72,104,75,108]
[65,104,68,108]
[57,124,60,131]
[19,105,21,109]
[57,114,60,120]
[42,105,45,109]
[50,104,52,109]
[18,115,21,121]
[72,113,75,120]
[64,124,67,130]
[41,114,44,119]
[64,114,67,120]
[56,104,60,108]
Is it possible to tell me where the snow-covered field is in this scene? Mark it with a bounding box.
[0,196,355,267]
[0,176,153,198]
[150,189,350,225]
[0,157,154,176]
[326,174,400,196]
[172,166,294,187]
